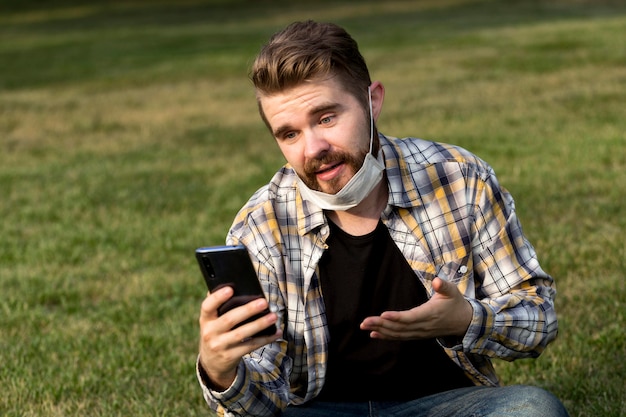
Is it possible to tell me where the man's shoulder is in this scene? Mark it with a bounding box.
[380,135,496,205]
[229,164,325,244]
[381,135,481,166]
[239,165,299,211]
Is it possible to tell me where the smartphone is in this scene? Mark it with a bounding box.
[195,244,276,337]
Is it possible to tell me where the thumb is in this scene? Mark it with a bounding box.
[432,277,455,297]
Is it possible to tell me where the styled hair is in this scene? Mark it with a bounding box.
[251,20,372,125]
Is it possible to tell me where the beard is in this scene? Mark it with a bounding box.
[299,148,368,194]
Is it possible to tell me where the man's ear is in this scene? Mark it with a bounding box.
[369,81,385,121]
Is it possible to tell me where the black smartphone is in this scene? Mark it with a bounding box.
[195,244,276,337]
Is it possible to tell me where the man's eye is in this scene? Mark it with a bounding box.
[284,132,297,140]
[320,116,334,124]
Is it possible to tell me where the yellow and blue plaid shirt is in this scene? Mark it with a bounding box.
[197,134,558,416]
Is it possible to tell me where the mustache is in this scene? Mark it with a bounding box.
[303,151,348,175]
[299,149,367,191]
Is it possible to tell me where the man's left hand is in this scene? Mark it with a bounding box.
[359,277,473,340]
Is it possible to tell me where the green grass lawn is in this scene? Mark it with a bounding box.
[1,0,624,415]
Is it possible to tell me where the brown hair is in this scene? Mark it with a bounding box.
[251,20,372,125]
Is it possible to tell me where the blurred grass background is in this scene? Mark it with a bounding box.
[1,0,624,415]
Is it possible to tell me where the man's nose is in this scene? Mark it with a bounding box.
[303,128,330,160]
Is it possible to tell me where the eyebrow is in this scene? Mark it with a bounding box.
[272,102,343,138]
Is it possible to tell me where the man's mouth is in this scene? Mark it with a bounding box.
[316,162,341,175]
[315,162,343,182]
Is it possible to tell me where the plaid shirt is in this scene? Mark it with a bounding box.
[197,134,558,416]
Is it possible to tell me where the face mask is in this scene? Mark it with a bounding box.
[296,86,385,211]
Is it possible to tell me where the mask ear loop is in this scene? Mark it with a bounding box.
[368,86,374,154]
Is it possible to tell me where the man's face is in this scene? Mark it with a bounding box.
[259,77,370,194]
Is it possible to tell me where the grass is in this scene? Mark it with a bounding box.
[1,0,624,415]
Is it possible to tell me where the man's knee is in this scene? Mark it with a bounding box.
[502,385,569,417]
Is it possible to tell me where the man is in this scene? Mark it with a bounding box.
[197,20,568,416]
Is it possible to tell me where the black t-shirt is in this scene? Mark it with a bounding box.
[317,219,472,401]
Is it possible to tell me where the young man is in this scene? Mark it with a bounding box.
[197,20,569,416]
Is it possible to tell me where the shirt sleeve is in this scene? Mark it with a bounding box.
[196,340,292,416]
[195,192,296,416]
[461,168,558,359]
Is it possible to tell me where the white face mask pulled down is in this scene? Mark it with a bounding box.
[295,87,385,211]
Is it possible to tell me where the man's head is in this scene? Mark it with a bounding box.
[251,20,372,128]
[250,21,385,204]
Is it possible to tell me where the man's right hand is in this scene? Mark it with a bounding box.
[198,286,281,391]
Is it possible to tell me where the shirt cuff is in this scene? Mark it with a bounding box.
[461,298,496,352]
[196,356,248,404]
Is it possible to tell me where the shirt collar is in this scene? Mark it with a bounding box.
[294,133,420,236]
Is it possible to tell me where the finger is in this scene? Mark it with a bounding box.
[218,297,275,337]
[432,277,456,297]
[368,331,385,340]
[200,286,233,320]
[226,314,282,354]
[360,315,386,331]
[235,322,282,346]
[228,297,270,325]
[361,309,414,329]
[366,327,405,340]
[226,328,283,361]
[378,310,402,321]
[360,315,405,333]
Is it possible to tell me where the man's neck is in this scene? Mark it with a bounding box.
[326,179,388,236]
